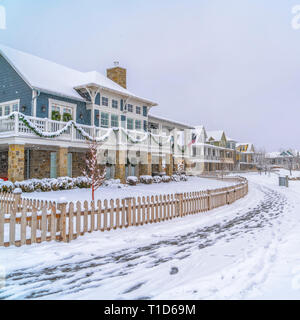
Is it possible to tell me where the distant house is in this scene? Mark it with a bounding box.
[266,150,300,170]
[236,143,257,170]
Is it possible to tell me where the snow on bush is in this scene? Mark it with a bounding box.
[180,174,188,181]
[103,179,121,187]
[171,174,181,182]
[162,175,171,183]
[0,181,14,193]
[153,176,162,183]
[140,175,153,184]
[126,176,139,186]
[14,176,92,193]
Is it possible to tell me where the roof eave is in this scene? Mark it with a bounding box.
[74,83,157,106]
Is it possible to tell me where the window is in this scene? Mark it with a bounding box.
[136,106,141,114]
[0,100,19,116]
[127,104,133,112]
[127,118,134,130]
[111,114,119,127]
[135,120,142,131]
[102,97,109,106]
[67,153,72,177]
[49,99,76,120]
[143,106,148,117]
[101,112,109,128]
[50,152,57,179]
[112,100,118,109]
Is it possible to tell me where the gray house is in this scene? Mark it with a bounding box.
[0,44,157,182]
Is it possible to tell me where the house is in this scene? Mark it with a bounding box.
[0,44,161,183]
[265,150,300,170]
[236,143,257,170]
[0,44,259,183]
[188,127,236,174]
[148,115,194,175]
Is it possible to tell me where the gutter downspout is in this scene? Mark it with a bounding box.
[31,89,41,117]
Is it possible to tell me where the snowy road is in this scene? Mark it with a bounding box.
[1,173,300,299]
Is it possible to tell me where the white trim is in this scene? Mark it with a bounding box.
[48,98,77,120]
[0,99,20,116]
[32,91,37,117]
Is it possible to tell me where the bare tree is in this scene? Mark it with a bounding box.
[82,139,106,201]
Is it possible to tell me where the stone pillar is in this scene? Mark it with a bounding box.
[115,150,126,184]
[57,147,68,177]
[8,144,25,182]
[166,153,173,176]
[158,156,163,173]
[140,152,152,176]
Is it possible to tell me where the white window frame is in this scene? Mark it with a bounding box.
[48,98,77,120]
[0,99,20,117]
[101,112,109,128]
[127,118,134,130]
[111,114,119,128]
[135,119,142,131]
[102,96,109,107]
[112,99,118,109]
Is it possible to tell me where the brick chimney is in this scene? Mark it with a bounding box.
[107,61,127,89]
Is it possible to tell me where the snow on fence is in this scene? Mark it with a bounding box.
[0,177,248,248]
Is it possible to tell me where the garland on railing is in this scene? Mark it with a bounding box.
[9,112,174,145]
[9,112,115,142]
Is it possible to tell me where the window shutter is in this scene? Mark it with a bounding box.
[143,120,148,132]
[120,99,124,111]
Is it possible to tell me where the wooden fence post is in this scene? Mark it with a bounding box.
[13,188,22,207]
[125,197,133,227]
[58,200,67,243]
[207,190,212,210]
[175,193,183,217]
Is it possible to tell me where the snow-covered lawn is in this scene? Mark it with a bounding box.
[272,168,300,178]
[22,176,236,203]
[2,173,300,300]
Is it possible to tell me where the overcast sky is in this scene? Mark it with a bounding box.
[1,0,300,151]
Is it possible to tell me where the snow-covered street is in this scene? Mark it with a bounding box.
[1,172,300,300]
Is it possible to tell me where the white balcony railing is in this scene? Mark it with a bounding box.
[0,113,172,153]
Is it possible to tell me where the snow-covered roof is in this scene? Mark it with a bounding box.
[0,44,157,105]
[148,114,194,130]
[236,143,254,153]
[206,130,225,141]
[266,150,299,158]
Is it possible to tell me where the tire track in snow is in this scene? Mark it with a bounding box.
[0,184,288,300]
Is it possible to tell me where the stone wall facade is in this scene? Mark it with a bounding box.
[0,151,8,178]
[8,144,25,182]
[72,151,86,177]
[28,149,51,179]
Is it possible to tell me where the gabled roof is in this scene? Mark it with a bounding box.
[148,114,194,130]
[236,142,255,153]
[0,44,157,105]
[206,130,226,142]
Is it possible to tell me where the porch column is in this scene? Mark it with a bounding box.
[115,150,126,184]
[166,153,173,176]
[57,147,68,177]
[8,144,25,182]
[140,152,152,176]
[158,156,163,173]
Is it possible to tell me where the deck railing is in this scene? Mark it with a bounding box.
[0,114,170,152]
[0,176,248,248]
